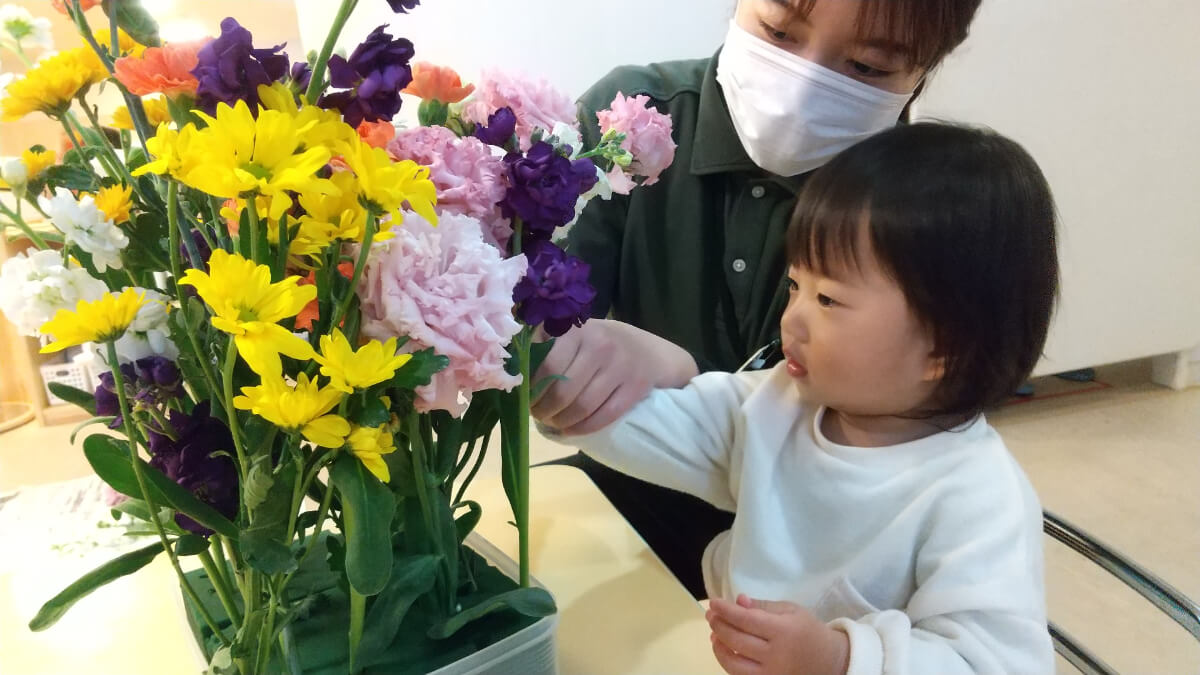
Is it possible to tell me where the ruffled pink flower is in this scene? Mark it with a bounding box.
[597,92,676,194]
[387,125,512,249]
[463,69,578,152]
[358,211,527,417]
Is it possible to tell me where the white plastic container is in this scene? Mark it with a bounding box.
[430,532,559,675]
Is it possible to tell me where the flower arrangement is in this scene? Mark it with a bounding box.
[0,0,675,673]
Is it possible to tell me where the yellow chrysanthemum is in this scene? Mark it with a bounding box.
[137,99,337,220]
[179,249,318,377]
[233,373,350,448]
[91,28,144,60]
[316,329,412,394]
[257,83,354,152]
[112,96,171,130]
[335,135,438,225]
[1,48,107,121]
[346,424,395,483]
[22,148,56,177]
[296,170,391,246]
[90,184,133,223]
[39,290,148,352]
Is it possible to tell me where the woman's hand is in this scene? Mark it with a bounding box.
[707,595,850,675]
[531,318,698,435]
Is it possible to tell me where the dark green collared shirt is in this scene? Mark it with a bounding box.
[568,54,807,372]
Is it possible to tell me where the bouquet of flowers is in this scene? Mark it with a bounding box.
[0,0,675,673]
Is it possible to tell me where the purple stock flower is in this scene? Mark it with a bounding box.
[501,141,598,241]
[147,402,238,536]
[514,240,596,337]
[386,0,421,12]
[93,358,183,427]
[290,61,312,91]
[192,17,290,115]
[474,106,516,148]
[318,25,413,127]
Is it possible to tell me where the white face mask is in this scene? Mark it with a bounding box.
[716,20,915,176]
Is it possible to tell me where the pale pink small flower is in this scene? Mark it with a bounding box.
[597,92,677,193]
[357,211,527,417]
[463,69,578,152]
[386,125,512,249]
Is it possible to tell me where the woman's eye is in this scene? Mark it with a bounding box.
[817,293,837,307]
[849,60,891,78]
[759,21,792,42]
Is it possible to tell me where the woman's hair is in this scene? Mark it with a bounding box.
[785,122,1060,418]
[779,0,984,70]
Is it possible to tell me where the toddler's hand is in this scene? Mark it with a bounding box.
[706,594,850,675]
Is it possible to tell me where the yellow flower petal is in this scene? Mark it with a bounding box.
[317,329,412,393]
[39,290,148,352]
[302,414,352,448]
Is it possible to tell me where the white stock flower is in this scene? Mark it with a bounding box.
[0,247,107,336]
[550,121,583,159]
[0,5,52,52]
[1,156,27,187]
[38,187,129,273]
[107,288,178,363]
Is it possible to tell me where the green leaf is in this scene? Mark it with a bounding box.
[239,528,296,574]
[356,395,390,428]
[426,587,557,640]
[83,435,239,541]
[70,416,115,445]
[390,348,449,390]
[240,455,298,574]
[48,381,98,415]
[102,0,161,47]
[355,554,440,668]
[42,164,100,192]
[174,534,210,556]
[529,373,567,402]
[529,338,556,376]
[242,459,274,514]
[432,411,463,481]
[29,541,163,630]
[330,454,395,595]
[453,500,482,543]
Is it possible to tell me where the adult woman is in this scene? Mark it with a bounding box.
[536,0,984,599]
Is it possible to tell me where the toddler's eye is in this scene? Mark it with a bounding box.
[817,293,837,307]
[786,278,799,292]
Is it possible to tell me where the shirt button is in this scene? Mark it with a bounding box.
[751,185,766,198]
[731,258,747,273]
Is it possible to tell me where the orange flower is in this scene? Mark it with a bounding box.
[402,63,474,104]
[356,120,395,149]
[295,263,354,331]
[114,40,208,97]
[52,0,100,13]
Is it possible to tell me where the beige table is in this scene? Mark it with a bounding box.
[0,447,722,674]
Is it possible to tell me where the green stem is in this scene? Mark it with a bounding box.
[348,588,366,673]
[199,549,243,629]
[254,591,278,675]
[328,211,377,333]
[222,339,251,518]
[107,341,231,647]
[0,201,48,249]
[453,430,490,507]
[279,479,333,594]
[169,184,224,415]
[408,410,450,611]
[516,329,532,587]
[246,195,262,263]
[59,118,84,153]
[304,0,359,105]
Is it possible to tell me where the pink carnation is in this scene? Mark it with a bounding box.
[463,69,579,152]
[596,92,677,194]
[358,211,528,417]
[386,125,512,249]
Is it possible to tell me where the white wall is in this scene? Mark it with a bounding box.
[295,0,734,125]
[913,0,1200,375]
